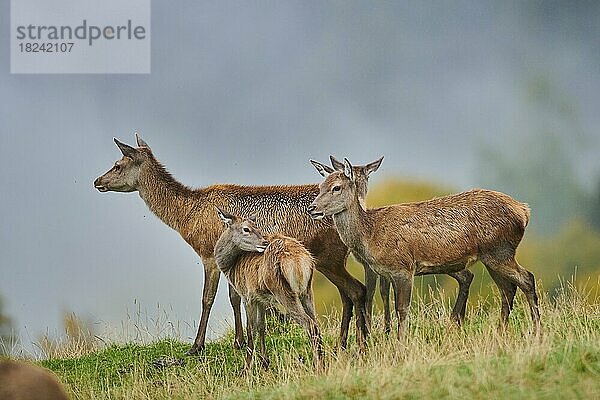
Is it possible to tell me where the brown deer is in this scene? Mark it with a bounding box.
[94,133,379,354]
[310,156,389,328]
[317,156,475,331]
[214,208,323,370]
[308,158,540,339]
[0,360,69,400]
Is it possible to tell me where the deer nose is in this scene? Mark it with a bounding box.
[94,177,108,192]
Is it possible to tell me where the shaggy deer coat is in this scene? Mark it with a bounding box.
[214,210,323,369]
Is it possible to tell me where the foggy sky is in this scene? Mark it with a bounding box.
[1,1,599,354]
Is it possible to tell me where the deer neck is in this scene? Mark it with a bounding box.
[136,160,200,234]
[332,195,373,260]
[214,231,245,276]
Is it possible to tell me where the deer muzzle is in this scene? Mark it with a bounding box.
[94,177,108,192]
[307,205,324,220]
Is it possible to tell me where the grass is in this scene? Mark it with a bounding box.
[33,284,600,399]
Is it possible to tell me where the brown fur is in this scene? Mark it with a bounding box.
[361,190,531,270]
[0,360,69,400]
[214,216,323,370]
[94,136,369,353]
[314,156,477,329]
[310,163,541,339]
[221,234,315,303]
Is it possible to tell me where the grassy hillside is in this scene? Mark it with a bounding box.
[25,177,600,398]
[36,285,600,399]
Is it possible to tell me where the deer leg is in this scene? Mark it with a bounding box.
[487,268,517,330]
[299,286,318,321]
[300,293,325,370]
[187,258,221,356]
[363,263,377,331]
[337,289,353,350]
[482,249,541,334]
[243,300,257,371]
[506,260,541,334]
[255,303,269,370]
[284,295,324,370]
[448,269,474,325]
[300,288,324,357]
[266,306,287,324]
[379,276,392,334]
[315,257,368,351]
[227,284,245,349]
[347,278,368,351]
[521,268,541,335]
[390,270,413,341]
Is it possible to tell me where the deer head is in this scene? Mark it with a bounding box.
[308,158,358,219]
[216,207,270,253]
[310,156,383,201]
[94,132,153,193]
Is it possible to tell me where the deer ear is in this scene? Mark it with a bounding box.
[329,155,345,171]
[364,156,384,176]
[135,132,150,149]
[310,160,334,177]
[215,206,234,226]
[114,138,137,158]
[343,158,354,181]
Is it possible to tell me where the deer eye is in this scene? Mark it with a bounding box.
[332,185,341,193]
[242,227,251,233]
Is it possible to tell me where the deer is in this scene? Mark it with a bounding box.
[214,208,323,370]
[313,156,475,332]
[94,133,383,354]
[310,156,390,329]
[308,158,541,340]
[0,360,69,400]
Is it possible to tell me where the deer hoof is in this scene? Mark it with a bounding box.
[184,346,204,356]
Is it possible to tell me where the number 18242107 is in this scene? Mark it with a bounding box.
[19,42,74,53]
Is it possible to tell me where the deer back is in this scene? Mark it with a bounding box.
[185,184,339,260]
[364,189,530,268]
[225,234,314,301]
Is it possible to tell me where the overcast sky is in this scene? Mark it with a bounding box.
[1,1,599,354]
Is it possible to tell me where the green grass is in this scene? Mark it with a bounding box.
[37,285,600,399]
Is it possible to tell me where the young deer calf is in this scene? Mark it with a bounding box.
[214,208,323,370]
[308,158,540,339]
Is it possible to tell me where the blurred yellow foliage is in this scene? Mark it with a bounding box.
[365,177,450,208]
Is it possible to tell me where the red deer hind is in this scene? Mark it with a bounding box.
[94,133,373,353]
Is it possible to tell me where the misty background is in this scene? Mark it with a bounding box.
[1,1,599,355]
